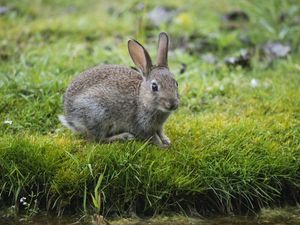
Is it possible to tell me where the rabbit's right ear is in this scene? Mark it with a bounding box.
[156,32,169,67]
[128,40,152,75]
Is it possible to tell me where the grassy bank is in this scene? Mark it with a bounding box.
[1,0,300,218]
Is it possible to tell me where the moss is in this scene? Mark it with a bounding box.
[0,0,300,217]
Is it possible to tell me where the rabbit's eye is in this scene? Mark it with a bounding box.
[151,81,158,92]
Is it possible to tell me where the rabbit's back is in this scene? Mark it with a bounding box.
[62,65,142,138]
[64,65,141,104]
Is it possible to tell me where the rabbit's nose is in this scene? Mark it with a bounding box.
[167,99,179,111]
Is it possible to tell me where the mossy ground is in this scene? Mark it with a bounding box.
[1,0,300,220]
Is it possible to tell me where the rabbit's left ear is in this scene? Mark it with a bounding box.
[156,32,169,67]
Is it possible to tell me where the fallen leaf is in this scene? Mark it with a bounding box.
[147,7,176,26]
[225,49,252,68]
[221,10,250,30]
[0,6,9,15]
[179,63,187,74]
[222,10,249,22]
[262,42,291,58]
[201,53,218,64]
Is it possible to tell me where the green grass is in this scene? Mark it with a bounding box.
[1,0,300,218]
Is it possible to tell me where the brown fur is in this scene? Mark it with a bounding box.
[59,32,179,147]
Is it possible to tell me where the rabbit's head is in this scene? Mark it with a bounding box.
[128,32,179,112]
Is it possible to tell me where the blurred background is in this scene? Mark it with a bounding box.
[2,0,299,71]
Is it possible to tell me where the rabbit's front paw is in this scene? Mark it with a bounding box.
[161,136,171,147]
[152,133,171,148]
[157,131,171,147]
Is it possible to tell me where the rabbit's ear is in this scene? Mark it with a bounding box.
[156,32,169,67]
[128,39,152,75]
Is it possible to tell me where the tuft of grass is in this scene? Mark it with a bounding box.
[0,0,300,218]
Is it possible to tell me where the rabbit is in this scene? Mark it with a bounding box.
[58,32,179,147]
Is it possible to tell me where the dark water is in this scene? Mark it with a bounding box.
[1,207,300,225]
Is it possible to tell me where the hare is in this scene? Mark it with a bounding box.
[58,32,179,147]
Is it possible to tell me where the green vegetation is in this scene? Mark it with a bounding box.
[1,0,300,220]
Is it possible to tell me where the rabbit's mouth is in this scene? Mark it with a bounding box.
[158,100,179,112]
[158,107,172,113]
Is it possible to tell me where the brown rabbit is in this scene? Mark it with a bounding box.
[59,32,179,147]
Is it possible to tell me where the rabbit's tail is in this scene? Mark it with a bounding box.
[58,115,78,132]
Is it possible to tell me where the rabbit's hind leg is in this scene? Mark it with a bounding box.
[58,115,87,133]
[84,123,108,142]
